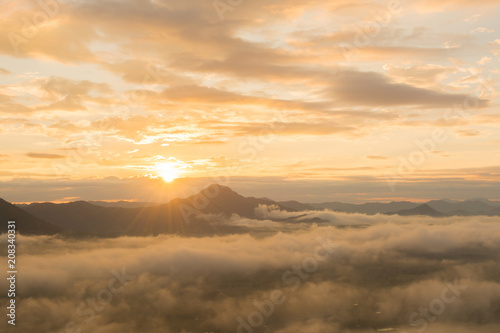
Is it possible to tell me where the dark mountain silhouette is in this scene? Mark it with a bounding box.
[177,184,291,217]
[89,200,160,208]
[426,199,497,214]
[308,201,419,214]
[447,209,475,216]
[22,185,292,236]
[467,198,500,206]
[278,200,317,211]
[425,199,463,213]
[13,185,500,236]
[24,201,134,235]
[306,199,500,216]
[0,198,60,235]
[392,204,446,217]
[488,206,500,216]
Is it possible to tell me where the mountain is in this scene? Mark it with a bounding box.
[24,201,134,235]
[392,204,446,217]
[446,209,475,216]
[467,198,500,206]
[177,184,291,217]
[307,199,500,216]
[89,201,160,208]
[22,185,292,236]
[425,200,463,213]
[486,206,500,216]
[461,199,500,213]
[426,199,497,215]
[16,185,500,236]
[307,201,356,211]
[308,201,419,214]
[0,198,61,235]
[278,200,317,211]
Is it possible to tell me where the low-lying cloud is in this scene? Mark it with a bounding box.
[1,213,500,332]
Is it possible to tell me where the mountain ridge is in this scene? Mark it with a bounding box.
[4,185,500,236]
[0,198,61,235]
[19,184,292,236]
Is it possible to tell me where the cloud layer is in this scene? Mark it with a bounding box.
[2,214,500,332]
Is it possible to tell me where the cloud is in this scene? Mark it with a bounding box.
[0,3,97,63]
[3,215,500,332]
[366,155,389,160]
[0,93,32,113]
[0,76,114,114]
[383,64,458,88]
[26,152,65,159]
[464,14,481,23]
[415,0,500,11]
[357,46,454,60]
[0,67,11,75]
[35,76,114,112]
[455,129,480,137]
[477,56,492,65]
[326,70,489,108]
[0,0,498,198]
[101,60,192,85]
[471,27,495,33]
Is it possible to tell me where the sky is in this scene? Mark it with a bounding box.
[0,0,499,203]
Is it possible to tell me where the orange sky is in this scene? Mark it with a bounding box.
[0,0,499,203]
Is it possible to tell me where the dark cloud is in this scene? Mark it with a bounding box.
[326,70,489,108]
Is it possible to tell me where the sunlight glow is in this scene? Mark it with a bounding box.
[156,163,180,182]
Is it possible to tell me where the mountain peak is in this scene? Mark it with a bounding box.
[394,203,446,217]
[466,198,492,204]
[0,198,61,235]
[197,184,241,199]
[203,183,235,192]
[439,198,459,203]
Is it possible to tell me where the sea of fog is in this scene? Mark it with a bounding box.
[2,209,500,333]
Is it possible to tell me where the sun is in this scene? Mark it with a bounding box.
[156,163,180,182]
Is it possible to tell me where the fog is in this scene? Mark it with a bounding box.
[2,211,500,332]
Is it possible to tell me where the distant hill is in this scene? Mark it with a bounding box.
[391,204,446,217]
[488,206,500,216]
[24,201,134,235]
[426,199,497,214]
[22,185,292,236]
[181,184,291,217]
[14,185,500,236]
[308,201,419,214]
[88,201,161,208]
[306,198,500,216]
[278,200,317,211]
[467,198,500,206]
[0,198,61,235]
[425,199,463,213]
